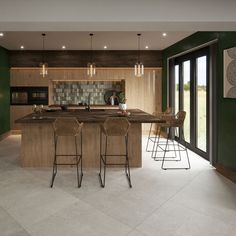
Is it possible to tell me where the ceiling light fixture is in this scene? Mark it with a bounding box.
[145,46,149,49]
[134,33,144,78]
[0,32,4,37]
[62,45,66,49]
[104,45,107,49]
[20,45,24,49]
[39,33,48,78]
[87,33,96,78]
[162,32,167,37]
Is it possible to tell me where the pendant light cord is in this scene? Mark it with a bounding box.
[42,33,46,64]
[137,33,141,63]
[90,33,93,62]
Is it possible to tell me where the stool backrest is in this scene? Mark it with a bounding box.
[53,118,83,136]
[153,107,173,117]
[175,111,186,127]
[165,107,173,114]
[103,117,130,136]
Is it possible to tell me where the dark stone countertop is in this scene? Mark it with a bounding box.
[16,109,165,124]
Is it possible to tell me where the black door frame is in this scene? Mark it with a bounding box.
[170,47,210,160]
[167,40,218,166]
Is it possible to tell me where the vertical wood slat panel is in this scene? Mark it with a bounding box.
[20,122,142,168]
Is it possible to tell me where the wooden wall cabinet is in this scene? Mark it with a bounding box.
[11,68,49,87]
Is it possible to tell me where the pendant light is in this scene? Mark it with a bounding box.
[87,33,96,77]
[39,33,48,78]
[134,33,144,77]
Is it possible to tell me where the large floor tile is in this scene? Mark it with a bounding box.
[167,170,236,226]
[136,203,236,236]
[5,187,80,230]
[10,230,31,236]
[28,200,132,236]
[0,170,48,210]
[127,229,146,236]
[0,207,29,236]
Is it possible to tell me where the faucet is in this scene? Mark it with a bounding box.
[86,93,91,112]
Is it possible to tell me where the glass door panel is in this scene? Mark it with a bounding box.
[183,60,190,143]
[175,65,179,114]
[196,56,207,152]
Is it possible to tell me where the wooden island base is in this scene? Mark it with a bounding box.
[17,109,163,168]
[21,122,142,168]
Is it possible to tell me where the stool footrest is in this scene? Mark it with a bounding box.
[55,154,82,156]
[100,154,127,157]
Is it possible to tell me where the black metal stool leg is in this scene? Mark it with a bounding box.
[146,123,153,152]
[125,135,132,188]
[161,128,170,170]
[153,126,162,159]
[77,127,84,187]
[174,127,181,161]
[103,136,107,187]
[75,135,83,188]
[172,127,178,161]
[75,136,80,187]
[99,133,107,188]
[50,156,57,187]
[80,131,83,181]
[51,136,58,188]
[151,129,158,158]
[182,128,191,169]
[99,130,102,182]
[176,128,182,162]
[161,127,191,170]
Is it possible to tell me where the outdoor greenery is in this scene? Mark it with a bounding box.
[177,82,206,91]
[180,89,207,151]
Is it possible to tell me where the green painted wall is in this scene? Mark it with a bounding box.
[0,46,10,135]
[162,32,236,171]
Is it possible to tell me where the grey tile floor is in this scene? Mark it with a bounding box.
[0,135,235,236]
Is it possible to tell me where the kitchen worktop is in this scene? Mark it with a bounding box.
[16,109,163,124]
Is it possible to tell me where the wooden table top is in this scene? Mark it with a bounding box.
[16,109,165,124]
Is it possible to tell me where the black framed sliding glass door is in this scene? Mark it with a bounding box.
[171,47,209,159]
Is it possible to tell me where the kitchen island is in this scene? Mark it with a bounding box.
[16,109,163,168]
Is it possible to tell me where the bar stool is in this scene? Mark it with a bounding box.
[50,118,83,188]
[161,111,191,170]
[99,117,132,188]
[146,107,173,154]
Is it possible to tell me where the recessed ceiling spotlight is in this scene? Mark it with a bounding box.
[162,32,167,37]
[20,45,24,49]
[104,45,107,49]
[0,32,4,37]
[62,45,66,49]
[145,46,149,49]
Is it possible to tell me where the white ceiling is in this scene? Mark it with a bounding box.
[0,31,194,50]
[0,0,236,31]
[0,0,235,50]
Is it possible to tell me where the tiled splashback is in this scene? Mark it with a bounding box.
[53,81,122,105]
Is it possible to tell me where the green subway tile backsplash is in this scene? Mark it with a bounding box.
[53,81,122,105]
